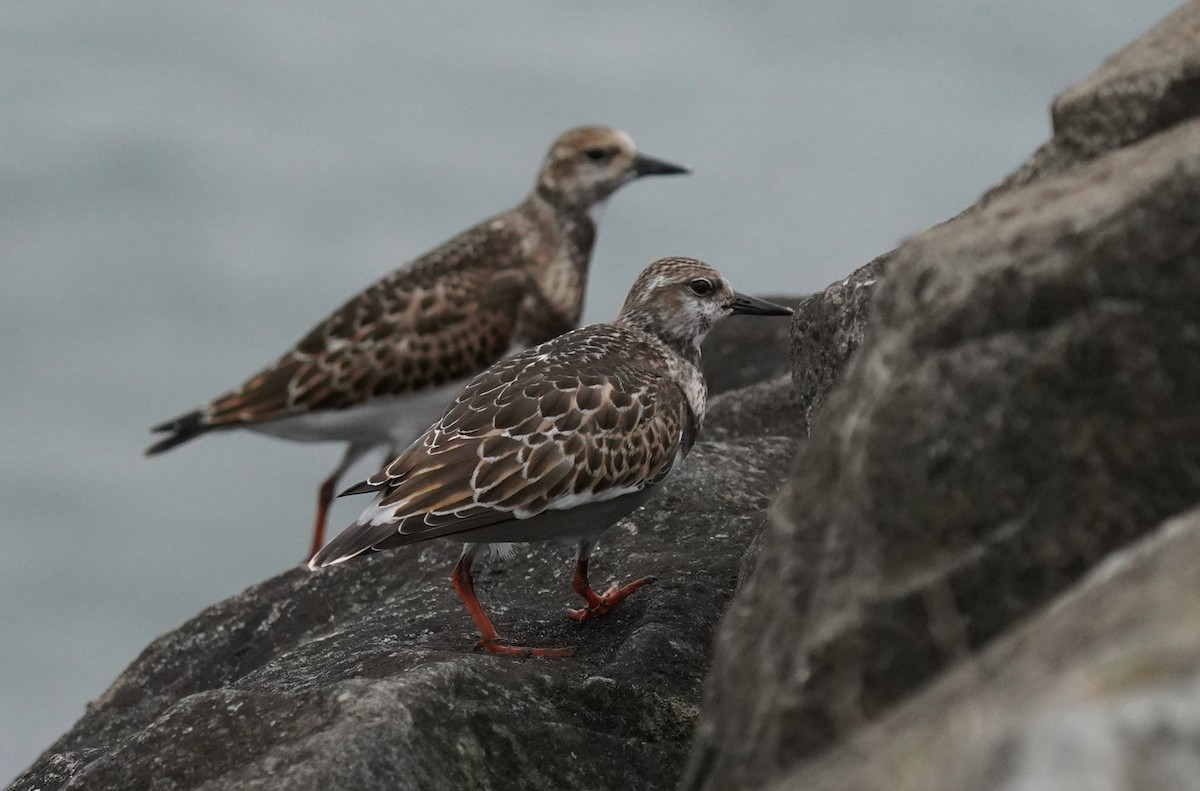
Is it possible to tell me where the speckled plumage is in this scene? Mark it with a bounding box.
[316,324,696,553]
[310,257,794,657]
[145,126,689,559]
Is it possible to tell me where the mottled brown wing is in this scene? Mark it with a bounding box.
[312,325,693,564]
[200,222,531,427]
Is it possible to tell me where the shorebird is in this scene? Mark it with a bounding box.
[145,126,689,560]
[309,257,793,657]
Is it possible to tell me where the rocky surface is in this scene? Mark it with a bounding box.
[687,4,1200,790]
[779,506,1200,791]
[789,252,890,427]
[8,311,801,791]
[989,0,1200,200]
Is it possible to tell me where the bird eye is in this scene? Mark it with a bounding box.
[583,147,609,161]
[688,278,715,296]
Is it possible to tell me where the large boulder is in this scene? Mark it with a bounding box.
[686,4,1200,790]
[8,314,801,791]
[779,505,1200,791]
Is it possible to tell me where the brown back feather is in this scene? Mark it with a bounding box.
[202,223,533,427]
[356,324,696,543]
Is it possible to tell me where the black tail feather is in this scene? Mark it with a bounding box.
[339,479,386,497]
[308,520,399,569]
[145,410,210,456]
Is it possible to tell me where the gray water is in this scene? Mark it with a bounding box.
[0,1,1178,781]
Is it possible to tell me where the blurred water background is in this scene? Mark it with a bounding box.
[0,0,1179,782]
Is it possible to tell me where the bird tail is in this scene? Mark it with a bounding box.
[307,520,399,570]
[144,409,211,456]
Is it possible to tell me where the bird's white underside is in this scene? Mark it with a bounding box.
[362,479,649,529]
[244,381,462,448]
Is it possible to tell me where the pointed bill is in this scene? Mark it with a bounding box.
[632,153,691,177]
[728,292,793,316]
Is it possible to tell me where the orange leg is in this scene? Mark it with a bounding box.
[567,552,656,622]
[307,473,338,563]
[449,551,572,658]
[306,442,375,563]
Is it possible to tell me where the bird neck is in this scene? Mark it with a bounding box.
[614,319,708,440]
[506,191,598,341]
[615,310,706,369]
[536,174,614,215]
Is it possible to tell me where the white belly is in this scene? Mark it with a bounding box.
[459,489,656,546]
[246,382,462,449]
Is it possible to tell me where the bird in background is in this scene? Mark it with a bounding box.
[309,257,793,657]
[145,126,690,560]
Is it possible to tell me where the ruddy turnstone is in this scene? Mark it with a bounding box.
[308,256,793,657]
[145,126,689,560]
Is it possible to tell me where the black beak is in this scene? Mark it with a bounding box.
[632,153,691,177]
[729,292,794,317]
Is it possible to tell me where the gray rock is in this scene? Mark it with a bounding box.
[787,0,1200,427]
[789,253,890,427]
[9,317,800,791]
[990,0,1200,199]
[777,507,1200,791]
[687,4,1200,789]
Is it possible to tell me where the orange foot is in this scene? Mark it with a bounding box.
[568,576,657,622]
[474,638,574,658]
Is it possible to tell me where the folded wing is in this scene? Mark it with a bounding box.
[309,325,693,568]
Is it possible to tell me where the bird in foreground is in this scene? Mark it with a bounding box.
[308,257,793,657]
[145,125,689,560]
